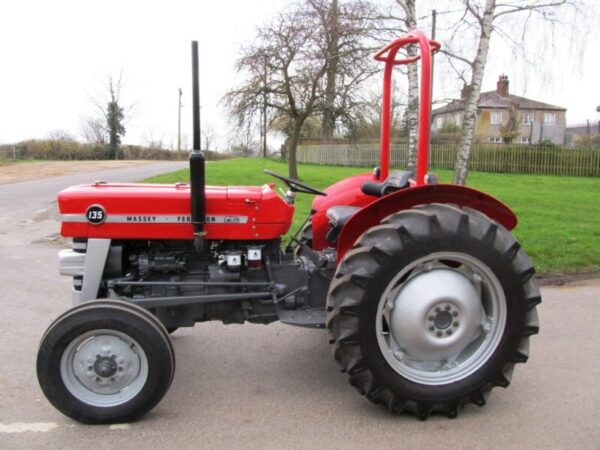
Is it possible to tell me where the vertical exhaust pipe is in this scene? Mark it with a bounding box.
[190,41,206,253]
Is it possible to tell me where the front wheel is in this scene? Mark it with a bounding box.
[327,204,540,419]
[37,300,175,424]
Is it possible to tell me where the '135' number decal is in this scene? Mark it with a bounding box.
[86,205,106,225]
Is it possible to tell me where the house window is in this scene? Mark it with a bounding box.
[544,112,556,125]
[436,116,443,129]
[523,112,534,125]
[520,137,531,144]
[454,113,462,126]
[489,136,502,143]
[490,112,502,125]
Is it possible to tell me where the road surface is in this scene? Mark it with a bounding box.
[0,165,598,449]
[0,161,187,215]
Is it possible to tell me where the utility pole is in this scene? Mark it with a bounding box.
[428,9,437,162]
[261,61,268,158]
[431,9,436,82]
[177,88,183,152]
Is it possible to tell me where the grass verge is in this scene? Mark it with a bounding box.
[145,158,600,275]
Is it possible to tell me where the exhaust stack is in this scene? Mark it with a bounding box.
[190,41,206,252]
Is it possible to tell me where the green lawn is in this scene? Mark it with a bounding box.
[145,158,600,275]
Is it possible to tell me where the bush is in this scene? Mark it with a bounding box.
[0,140,233,162]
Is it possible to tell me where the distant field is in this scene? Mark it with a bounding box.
[146,158,600,275]
[0,160,157,185]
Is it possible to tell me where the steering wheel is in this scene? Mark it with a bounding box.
[264,170,327,196]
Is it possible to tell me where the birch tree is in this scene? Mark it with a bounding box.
[444,0,574,184]
[394,0,419,171]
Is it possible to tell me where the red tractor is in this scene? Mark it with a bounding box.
[37,31,539,423]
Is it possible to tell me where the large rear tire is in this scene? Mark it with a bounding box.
[327,204,540,419]
[37,300,175,424]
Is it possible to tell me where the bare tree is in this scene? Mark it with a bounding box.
[227,122,258,157]
[202,122,217,151]
[308,0,382,142]
[47,130,76,142]
[224,6,329,178]
[82,72,135,159]
[80,116,108,145]
[440,0,578,184]
[347,84,404,141]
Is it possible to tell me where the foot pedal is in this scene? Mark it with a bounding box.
[278,308,326,329]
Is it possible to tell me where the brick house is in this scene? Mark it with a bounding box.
[432,75,567,145]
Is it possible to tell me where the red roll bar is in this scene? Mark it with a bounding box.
[374,30,440,185]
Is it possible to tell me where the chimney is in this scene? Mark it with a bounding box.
[461,84,471,100]
[497,74,509,97]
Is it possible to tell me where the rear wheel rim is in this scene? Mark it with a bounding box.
[60,329,149,407]
[375,252,506,385]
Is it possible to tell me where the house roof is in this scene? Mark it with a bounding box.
[432,91,566,116]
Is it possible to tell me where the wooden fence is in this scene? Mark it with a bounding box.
[297,143,600,177]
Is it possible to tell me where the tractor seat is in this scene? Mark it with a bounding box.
[325,206,360,244]
[362,170,412,197]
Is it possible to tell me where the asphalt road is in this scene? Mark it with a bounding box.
[0,166,599,449]
[0,161,187,215]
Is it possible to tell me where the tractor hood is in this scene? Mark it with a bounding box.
[58,182,294,240]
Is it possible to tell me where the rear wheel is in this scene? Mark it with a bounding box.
[327,204,540,419]
[37,300,175,424]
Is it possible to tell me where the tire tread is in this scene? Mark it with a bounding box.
[326,204,540,419]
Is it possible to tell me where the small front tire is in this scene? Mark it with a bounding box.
[37,300,175,424]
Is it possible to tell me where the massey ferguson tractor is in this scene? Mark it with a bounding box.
[37,31,540,423]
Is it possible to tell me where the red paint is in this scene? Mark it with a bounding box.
[310,173,379,249]
[58,183,294,240]
[374,30,440,184]
[335,183,518,262]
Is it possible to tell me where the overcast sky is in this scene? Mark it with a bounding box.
[1,0,599,149]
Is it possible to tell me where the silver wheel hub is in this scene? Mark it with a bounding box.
[376,252,506,385]
[60,329,149,407]
[389,269,483,362]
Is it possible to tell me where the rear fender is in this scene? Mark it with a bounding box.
[336,184,517,262]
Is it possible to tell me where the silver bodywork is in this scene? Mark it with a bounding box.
[59,238,111,304]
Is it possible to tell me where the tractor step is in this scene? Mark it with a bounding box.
[278,307,326,329]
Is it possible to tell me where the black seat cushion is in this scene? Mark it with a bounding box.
[361,170,412,197]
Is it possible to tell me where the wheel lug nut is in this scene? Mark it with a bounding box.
[436,331,442,337]
[428,315,434,321]
[435,307,441,313]
[452,311,458,317]
[429,326,435,331]
[446,330,453,335]
[453,321,459,327]
[444,305,451,311]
